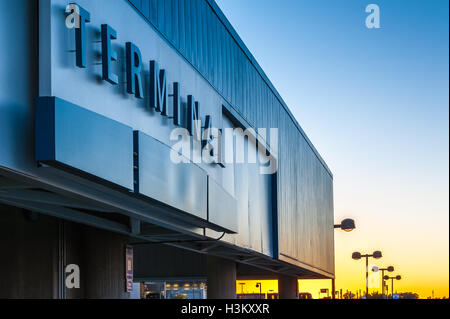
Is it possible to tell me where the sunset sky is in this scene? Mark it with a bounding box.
[217,0,449,298]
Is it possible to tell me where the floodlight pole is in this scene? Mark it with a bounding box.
[333,218,356,299]
[365,255,369,297]
[352,251,383,298]
[391,277,394,297]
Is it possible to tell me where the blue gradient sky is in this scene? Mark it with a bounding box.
[216,0,449,297]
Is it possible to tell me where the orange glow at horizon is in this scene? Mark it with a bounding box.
[301,206,449,299]
[329,213,450,299]
[237,209,449,300]
[236,280,278,297]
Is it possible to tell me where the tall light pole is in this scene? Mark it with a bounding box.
[239,282,245,295]
[384,275,401,299]
[255,282,262,299]
[333,218,356,299]
[372,265,394,299]
[352,250,383,298]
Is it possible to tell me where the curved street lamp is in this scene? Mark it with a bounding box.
[332,218,357,299]
[352,250,382,297]
[383,275,402,299]
[334,218,356,232]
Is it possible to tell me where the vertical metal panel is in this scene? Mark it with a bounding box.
[225,30,231,103]
[191,0,198,71]
[172,0,179,50]
[197,0,205,76]
[184,0,192,62]
[164,0,173,44]
[206,6,214,82]
[141,0,149,19]
[149,0,158,24]
[157,0,165,34]
[178,0,185,55]
[230,39,236,106]
[216,15,223,94]
[213,10,219,89]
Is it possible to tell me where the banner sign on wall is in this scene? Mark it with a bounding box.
[125,245,133,292]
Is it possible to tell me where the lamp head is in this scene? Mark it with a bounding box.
[372,266,379,272]
[373,251,382,259]
[340,218,356,232]
[352,252,362,260]
[387,266,394,272]
[383,275,389,280]
[396,275,402,280]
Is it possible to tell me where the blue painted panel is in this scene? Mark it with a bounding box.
[35,96,134,190]
[134,131,208,221]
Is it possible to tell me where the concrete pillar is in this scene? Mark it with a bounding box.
[83,227,130,299]
[0,204,132,299]
[278,274,298,299]
[0,205,59,298]
[332,278,336,299]
[206,256,236,299]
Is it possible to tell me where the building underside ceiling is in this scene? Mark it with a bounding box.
[0,167,331,279]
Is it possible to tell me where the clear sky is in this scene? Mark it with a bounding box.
[216,0,449,298]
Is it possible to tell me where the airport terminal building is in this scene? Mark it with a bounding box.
[0,0,334,298]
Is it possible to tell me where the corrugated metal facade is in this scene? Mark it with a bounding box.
[127,0,334,276]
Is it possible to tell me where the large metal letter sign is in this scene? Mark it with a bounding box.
[126,42,143,99]
[71,3,90,68]
[101,24,118,85]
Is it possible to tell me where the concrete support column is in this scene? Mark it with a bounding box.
[0,205,59,298]
[83,227,130,299]
[206,256,236,299]
[278,274,298,299]
[332,278,336,299]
